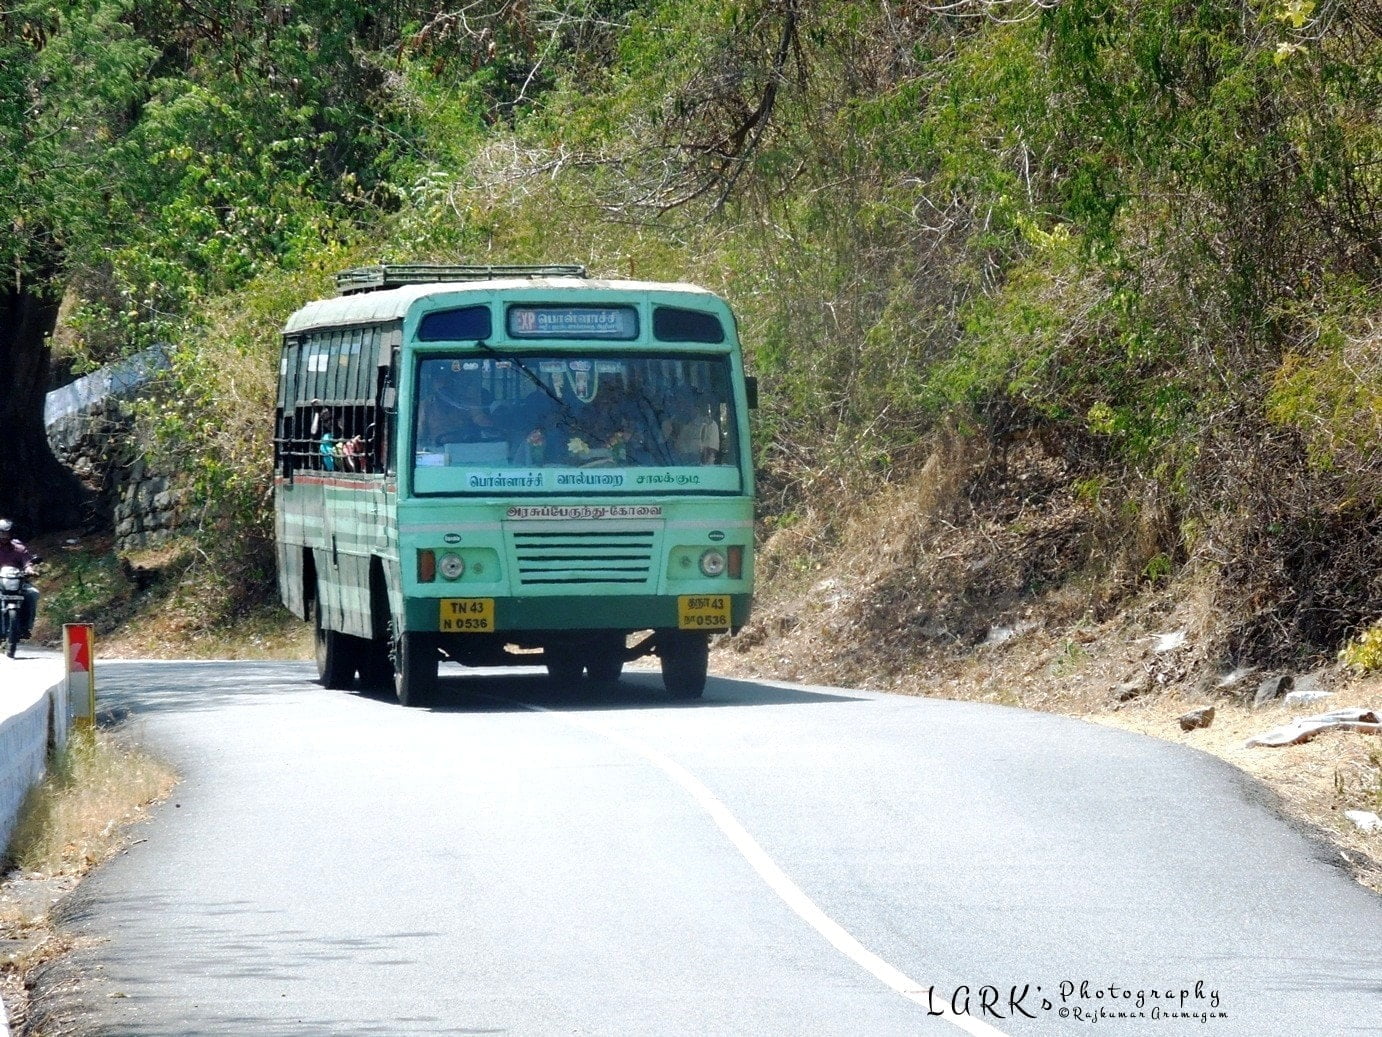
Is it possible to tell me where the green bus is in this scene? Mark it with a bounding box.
[273,264,755,706]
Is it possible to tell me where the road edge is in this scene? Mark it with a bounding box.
[1,650,69,1037]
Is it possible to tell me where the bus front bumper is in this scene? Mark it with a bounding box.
[404,592,753,635]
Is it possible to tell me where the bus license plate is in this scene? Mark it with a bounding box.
[677,595,731,631]
[439,598,494,633]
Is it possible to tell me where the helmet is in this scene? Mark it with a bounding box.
[0,519,12,536]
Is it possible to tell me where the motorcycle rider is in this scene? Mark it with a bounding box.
[0,518,40,640]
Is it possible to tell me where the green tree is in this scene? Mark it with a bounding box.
[1,0,157,529]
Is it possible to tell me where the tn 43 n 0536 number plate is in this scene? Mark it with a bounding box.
[439,598,494,633]
[677,595,731,631]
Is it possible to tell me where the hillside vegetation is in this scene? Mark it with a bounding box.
[9,0,1381,671]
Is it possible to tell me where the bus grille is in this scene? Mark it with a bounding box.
[510,529,656,586]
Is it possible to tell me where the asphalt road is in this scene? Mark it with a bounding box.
[30,660,1382,1036]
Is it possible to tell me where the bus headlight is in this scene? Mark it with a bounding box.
[699,548,727,577]
[439,553,465,580]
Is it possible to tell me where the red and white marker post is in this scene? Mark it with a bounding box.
[63,623,96,729]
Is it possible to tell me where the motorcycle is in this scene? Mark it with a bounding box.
[0,563,36,658]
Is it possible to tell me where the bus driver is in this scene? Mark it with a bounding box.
[418,363,498,449]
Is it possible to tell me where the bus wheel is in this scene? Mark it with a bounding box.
[545,646,584,688]
[394,633,437,708]
[315,604,359,690]
[660,630,708,699]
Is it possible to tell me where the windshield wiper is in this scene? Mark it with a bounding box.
[472,340,566,411]
[472,339,611,445]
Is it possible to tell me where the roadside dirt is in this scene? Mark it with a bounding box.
[1,876,81,1035]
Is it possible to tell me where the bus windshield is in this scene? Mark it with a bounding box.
[412,353,742,495]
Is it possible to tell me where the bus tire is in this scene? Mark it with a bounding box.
[394,632,437,708]
[660,630,708,699]
[315,603,359,690]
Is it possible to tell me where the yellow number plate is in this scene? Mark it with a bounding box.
[677,595,731,631]
[439,598,495,633]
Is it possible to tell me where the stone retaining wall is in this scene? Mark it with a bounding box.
[47,395,190,551]
[113,455,191,551]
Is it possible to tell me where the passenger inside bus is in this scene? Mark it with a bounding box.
[339,433,366,472]
[663,392,721,465]
[418,364,500,449]
[317,411,341,471]
[514,380,644,466]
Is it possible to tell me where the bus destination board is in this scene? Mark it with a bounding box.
[507,305,638,340]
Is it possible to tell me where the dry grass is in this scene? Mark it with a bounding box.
[31,531,311,662]
[98,605,312,661]
[5,728,177,876]
[2,728,177,1032]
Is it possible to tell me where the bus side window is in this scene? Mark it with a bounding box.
[340,404,369,473]
[296,405,315,470]
[285,398,385,475]
[360,423,380,473]
[317,407,341,471]
[278,413,296,474]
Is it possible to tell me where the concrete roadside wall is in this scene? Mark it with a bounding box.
[1,654,69,861]
[1,654,67,1037]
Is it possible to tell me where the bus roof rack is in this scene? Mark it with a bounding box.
[335,263,589,295]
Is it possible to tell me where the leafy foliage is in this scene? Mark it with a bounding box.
[1340,623,1382,672]
[12,0,1381,659]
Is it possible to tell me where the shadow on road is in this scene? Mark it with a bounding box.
[92,660,865,719]
[427,668,863,713]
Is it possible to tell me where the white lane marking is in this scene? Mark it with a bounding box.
[519,701,1009,1036]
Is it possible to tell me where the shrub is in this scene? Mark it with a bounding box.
[1340,623,1382,673]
